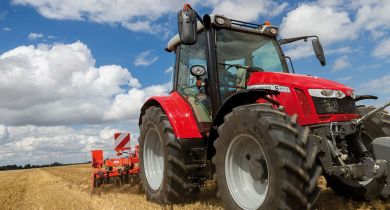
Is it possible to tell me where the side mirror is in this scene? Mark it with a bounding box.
[312,39,326,66]
[178,9,197,45]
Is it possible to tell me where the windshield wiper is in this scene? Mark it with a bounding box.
[218,63,264,72]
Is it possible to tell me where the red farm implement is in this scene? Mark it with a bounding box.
[91,133,140,190]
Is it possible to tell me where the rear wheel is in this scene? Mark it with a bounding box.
[139,106,199,204]
[326,106,389,200]
[213,104,321,210]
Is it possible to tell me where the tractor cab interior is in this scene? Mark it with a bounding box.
[216,29,287,101]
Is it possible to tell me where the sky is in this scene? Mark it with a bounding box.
[0,0,390,165]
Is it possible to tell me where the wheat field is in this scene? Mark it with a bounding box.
[0,164,389,210]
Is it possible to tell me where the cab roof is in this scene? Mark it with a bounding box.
[166,14,278,52]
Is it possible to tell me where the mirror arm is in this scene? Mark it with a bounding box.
[279,35,318,45]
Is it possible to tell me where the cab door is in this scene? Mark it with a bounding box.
[174,32,212,131]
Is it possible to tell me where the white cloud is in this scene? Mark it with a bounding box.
[0,41,171,165]
[0,41,169,126]
[209,0,288,22]
[337,76,352,82]
[105,83,171,121]
[361,75,390,94]
[282,44,313,60]
[327,47,353,55]
[3,27,11,31]
[332,56,351,72]
[280,1,390,60]
[353,1,390,34]
[372,38,390,59]
[358,64,381,72]
[280,4,355,43]
[12,0,193,34]
[0,124,141,165]
[134,50,159,67]
[164,66,173,74]
[12,0,289,34]
[317,0,345,7]
[280,3,357,59]
[28,32,44,40]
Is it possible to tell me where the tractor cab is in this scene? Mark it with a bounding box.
[166,13,328,127]
[167,15,288,124]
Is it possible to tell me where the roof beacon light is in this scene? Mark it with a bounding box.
[264,20,271,26]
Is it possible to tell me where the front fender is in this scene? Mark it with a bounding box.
[139,91,202,139]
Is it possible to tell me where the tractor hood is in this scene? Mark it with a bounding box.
[247,72,354,95]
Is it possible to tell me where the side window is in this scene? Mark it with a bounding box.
[177,39,207,96]
[177,33,211,122]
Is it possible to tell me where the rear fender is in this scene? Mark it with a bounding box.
[139,91,202,139]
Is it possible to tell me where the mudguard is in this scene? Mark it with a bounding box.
[371,137,390,198]
[139,91,202,139]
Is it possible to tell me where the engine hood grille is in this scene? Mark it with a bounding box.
[312,96,356,115]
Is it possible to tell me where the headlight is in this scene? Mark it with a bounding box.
[263,26,278,36]
[269,27,278,35]
[215,17,226,25]
[350,90,356,99]
[308,89,346,99]
[214,16,230,27]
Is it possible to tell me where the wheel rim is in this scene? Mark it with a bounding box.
[225,133,269,210]
[144,128,164,190]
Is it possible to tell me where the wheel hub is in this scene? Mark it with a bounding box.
[249,158,268,181]
[225,133,269,209]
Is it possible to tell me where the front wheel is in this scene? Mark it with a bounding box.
[213,104,321,210]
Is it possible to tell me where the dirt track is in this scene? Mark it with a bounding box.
[0,164,389,210]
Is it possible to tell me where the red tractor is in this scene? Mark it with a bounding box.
[137,5,390,210]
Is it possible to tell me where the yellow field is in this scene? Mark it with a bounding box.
[0,164,388,210]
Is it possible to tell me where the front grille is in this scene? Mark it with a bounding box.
[312,97,356,115]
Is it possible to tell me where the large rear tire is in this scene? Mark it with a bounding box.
[325,106,389,200]
[213,104,321,210]
[139,106,199,204]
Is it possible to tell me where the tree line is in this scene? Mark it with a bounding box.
[0,161,91,171]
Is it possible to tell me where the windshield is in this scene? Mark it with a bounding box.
[216,29,287,100]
